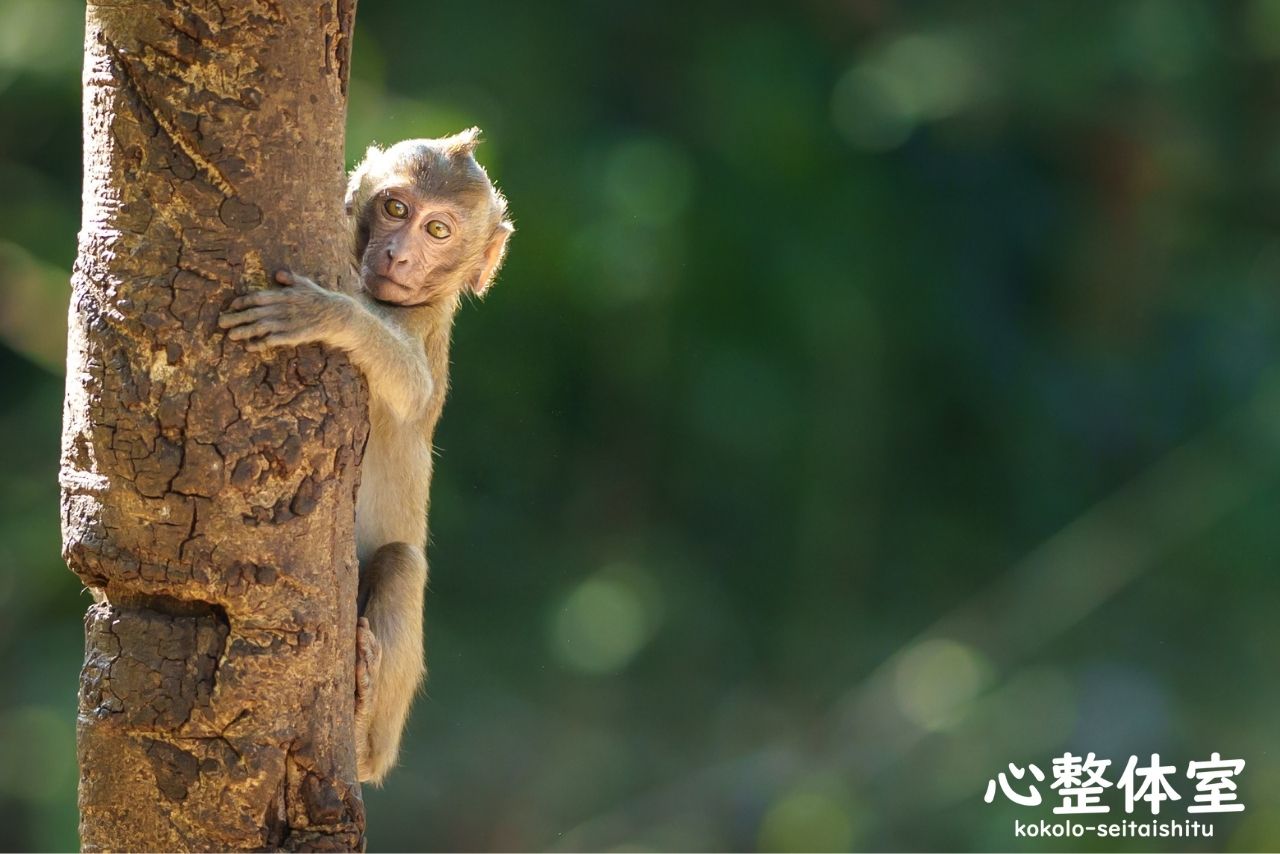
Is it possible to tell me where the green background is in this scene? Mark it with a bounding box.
[2,0,1279,850]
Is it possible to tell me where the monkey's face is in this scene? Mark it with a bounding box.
[360,186,471,306]
[349,136,513,303]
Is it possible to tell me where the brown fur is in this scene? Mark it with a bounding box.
[219,131,512,783]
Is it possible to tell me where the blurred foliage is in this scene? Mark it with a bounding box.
[3,0,1280,850]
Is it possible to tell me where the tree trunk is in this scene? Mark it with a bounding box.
[61,1,366,850]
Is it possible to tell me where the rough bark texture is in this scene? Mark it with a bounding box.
[61,1,366,850]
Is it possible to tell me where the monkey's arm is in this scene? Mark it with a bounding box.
[219,271,434,421]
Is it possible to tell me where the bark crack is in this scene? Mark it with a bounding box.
[102,36,237,197]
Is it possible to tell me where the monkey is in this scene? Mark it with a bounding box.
[218,129,512,784]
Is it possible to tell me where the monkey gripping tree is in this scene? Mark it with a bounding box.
[61,1,367,849]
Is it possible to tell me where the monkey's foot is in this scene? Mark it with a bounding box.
[355,616,382,719]
[355,616,384,781]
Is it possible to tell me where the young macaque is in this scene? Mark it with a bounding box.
[219,129,512,784]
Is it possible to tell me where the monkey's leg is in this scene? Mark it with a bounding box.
[355,542,427,785]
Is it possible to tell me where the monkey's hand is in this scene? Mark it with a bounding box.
[223,269,435,422]
[218,270,353,352]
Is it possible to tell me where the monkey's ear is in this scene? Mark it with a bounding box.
[345,144,384,215]
[446,127,482,157]
[469,221,513,296]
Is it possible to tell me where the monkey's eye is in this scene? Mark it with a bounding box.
[426,220,452,239]
[383,198,409,219]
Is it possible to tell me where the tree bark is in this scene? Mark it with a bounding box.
[61,1,366,850]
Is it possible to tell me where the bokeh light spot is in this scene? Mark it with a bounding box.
[831,66,916,152]
[0,0,81,76]
[758,779,859,852]
[893,638,991,731]
[550,564,663,674]
[880,33,982,121]
[831,31,982,151]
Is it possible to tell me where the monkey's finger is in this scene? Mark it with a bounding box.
[275,270,319,289]
[355,657,371,711]
[245,338,283,353]
[227,291,291,310]
[218,306,281,328]
[246,331,308,351]
[226,318,289,341]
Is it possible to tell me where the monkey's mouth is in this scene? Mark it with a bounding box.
[365,276,434,308]
[364,274,418,304]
